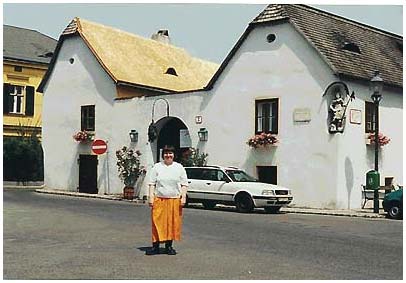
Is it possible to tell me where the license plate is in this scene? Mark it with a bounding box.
[278,198,289,201]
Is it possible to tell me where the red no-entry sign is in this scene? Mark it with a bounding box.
[91,139,108,155]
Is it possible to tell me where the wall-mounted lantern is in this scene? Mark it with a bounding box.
[198,128,208,142]
[129,129,139,143]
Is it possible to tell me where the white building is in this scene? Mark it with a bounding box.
[39,5,403,209]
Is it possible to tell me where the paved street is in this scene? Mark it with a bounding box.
[4,189,403,280]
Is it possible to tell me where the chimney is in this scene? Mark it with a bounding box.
[151,29,171,45]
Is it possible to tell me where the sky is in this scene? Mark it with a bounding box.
[2,2,404,64]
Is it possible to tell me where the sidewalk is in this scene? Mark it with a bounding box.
[33,188,388,219]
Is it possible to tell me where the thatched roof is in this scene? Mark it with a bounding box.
[39,17,218,93]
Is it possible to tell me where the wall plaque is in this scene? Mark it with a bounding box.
[293,108,311,122]
[195,115,202,124]
[350,109,362,124]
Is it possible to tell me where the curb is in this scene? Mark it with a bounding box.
[35,189,145,203]
[33,189,388,219]
[5,185,45,190]
[281,208,387,219]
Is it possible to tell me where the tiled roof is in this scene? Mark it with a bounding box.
[40,17,218,93]
[252,5,403,87]
[3,25,57,65]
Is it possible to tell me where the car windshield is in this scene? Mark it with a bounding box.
[225,170,257,182]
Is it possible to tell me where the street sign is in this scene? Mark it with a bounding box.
[91,139,107,155]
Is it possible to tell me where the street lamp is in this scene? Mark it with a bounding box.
[370,70,383,213]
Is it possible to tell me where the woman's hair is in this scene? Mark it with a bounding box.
[161,145,176,158]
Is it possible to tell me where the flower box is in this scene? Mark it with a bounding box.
[247,132,278,149]
[73,130,94,143]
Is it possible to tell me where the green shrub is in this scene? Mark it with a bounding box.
[3,136,44,182]
[180,148,208,167]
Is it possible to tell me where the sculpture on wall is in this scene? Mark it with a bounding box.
[323,82,355,133]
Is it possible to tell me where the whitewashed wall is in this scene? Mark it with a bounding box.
[199,23,342,208]
[43,24,402,209]
[335,81,403,209]
[110,91,205,197]
[42,36,207,196]
[199,23,403,209]
[42,37,116,193]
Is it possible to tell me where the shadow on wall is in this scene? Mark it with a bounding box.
[366,145,383,170]
[345,157,354,209]
[242,146,277,177]
[68,148,83,192]
[134,172,146,199]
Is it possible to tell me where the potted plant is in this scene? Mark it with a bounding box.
[366,132,391,146]
[73,130,94,143]
[247,132,278,148]
[116,146,142,200]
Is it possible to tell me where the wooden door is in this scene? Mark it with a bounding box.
[79,155,98,194]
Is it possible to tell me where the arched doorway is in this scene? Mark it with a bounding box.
[154,116,191,163]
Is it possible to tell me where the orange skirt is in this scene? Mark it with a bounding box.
[151,197,183,242]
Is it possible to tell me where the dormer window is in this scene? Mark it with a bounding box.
[165,67,178,76]
[38,52,54,58]
[342,42,361,54]
[396,41,403,53]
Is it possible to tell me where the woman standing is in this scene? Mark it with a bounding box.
[146,145,188,255]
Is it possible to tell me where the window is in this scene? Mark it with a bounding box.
[3,83,35,116]
[255,98,279,134]
[9,85,24,114]
[266,34,276,43]
[365,101,376,133]
[185,168,203,179]
[257,166,277,185]
[225,170,257,182]
[81,105,95,131]
[201,169,217,181]
[165,67,178,76]
[396,41,403,54]
[342,42,361,54]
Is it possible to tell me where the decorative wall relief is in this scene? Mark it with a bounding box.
[323,82,355,133]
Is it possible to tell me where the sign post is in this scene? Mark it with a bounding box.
[91,139,109,194]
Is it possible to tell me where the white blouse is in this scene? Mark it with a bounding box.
[148,161,188,198]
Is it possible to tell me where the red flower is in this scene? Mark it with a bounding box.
[368,132,391,146]
[247,132,278,148]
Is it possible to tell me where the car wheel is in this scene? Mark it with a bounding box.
[264,206,281,214]
[235,193,254,213]
[387,201,402,219]
[202,200,216,209]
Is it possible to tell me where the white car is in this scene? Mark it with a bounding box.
[185,166,293,213]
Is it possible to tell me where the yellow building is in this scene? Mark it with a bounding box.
[3,25,57,137]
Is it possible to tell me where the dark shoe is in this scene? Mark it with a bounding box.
[164,240,177,255]
[145,243,160,255]
[166,246,177,255]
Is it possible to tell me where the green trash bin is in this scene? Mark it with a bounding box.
[366,170,380,190]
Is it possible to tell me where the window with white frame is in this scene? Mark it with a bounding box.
[365,101,376,133]
[3,83,35,116]
[9,85,25,114]
[81,105,95,131]
[255,98,279,134]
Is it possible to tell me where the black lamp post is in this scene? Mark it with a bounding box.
[370,70,383,213]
